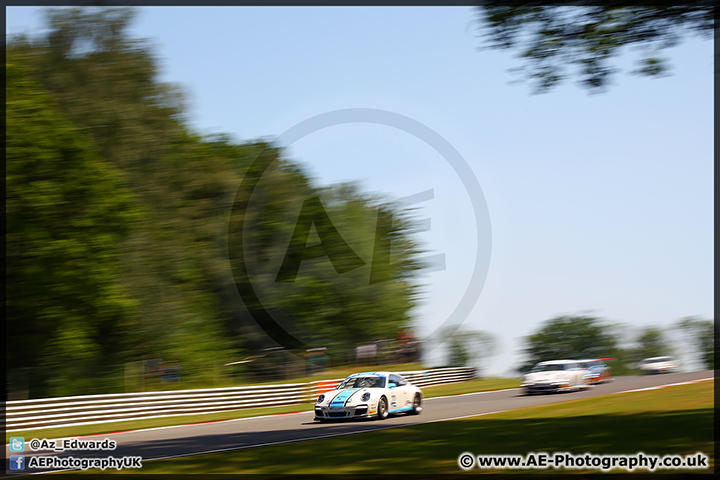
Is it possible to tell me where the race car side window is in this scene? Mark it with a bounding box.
[389,374,407,387]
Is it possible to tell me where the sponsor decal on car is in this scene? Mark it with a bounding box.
[330,388,360,407]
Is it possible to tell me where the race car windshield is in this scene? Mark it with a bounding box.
[645,357,671,363]
[529,364,566,372]
[338,376,386,389]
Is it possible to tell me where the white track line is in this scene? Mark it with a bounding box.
[9,376,713,476]
[130,409,513,465]
[108,376,718,464]
[610,377,713,394]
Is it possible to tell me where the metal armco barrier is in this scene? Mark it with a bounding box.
[6,367,474,432]
[312,367,475,396]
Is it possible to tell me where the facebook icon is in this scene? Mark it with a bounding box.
[9,455,25,471]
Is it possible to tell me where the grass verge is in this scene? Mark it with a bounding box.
[6,376,520,442]
[98,379,713,474]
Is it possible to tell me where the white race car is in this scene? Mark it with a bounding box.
[314,371,423,421]
[638,356,679,374]
[520,360,590,394]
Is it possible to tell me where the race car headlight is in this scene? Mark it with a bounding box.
[361,392,371,402]
[317,395,325,404]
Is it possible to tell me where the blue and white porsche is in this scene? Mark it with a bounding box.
[314,371,423,421]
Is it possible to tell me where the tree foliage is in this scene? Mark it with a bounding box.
[521,315,619,372]
[229,152,424,357]
[476,3,714,93]
[6,56,141,395]
[6,7,426,396]
[439,326,497,371]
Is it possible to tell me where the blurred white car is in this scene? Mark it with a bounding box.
[521,360,590,394]
[314,371,423,421]
[638,356,679,374]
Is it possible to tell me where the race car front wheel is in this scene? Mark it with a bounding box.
[377,397,389,420]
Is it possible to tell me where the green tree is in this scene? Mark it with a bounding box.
[675,317,715,370]
[6,56,141,396]
[7,7,244,394]
[7,7,428,394]
[520,314,619,372]
[229,152,425,364]
[440,327,497,372]
[476,3,714,93]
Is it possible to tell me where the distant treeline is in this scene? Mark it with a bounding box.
[519,315,715,376]
[6,8,424,398]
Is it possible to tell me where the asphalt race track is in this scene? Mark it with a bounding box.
[5,370,712,475]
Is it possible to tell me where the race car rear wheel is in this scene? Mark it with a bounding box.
[409,393,422,415]
[377,396,389,420]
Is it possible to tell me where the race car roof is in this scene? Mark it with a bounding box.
[536,360,579,365]
[347,371,395,377]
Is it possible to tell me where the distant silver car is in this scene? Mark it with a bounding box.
[638,356,679,374]
[520,360,590,394]
[314,371,423,421]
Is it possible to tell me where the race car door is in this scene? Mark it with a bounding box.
[388,373,411,411]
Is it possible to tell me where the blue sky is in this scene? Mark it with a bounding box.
[7,6,713,375]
